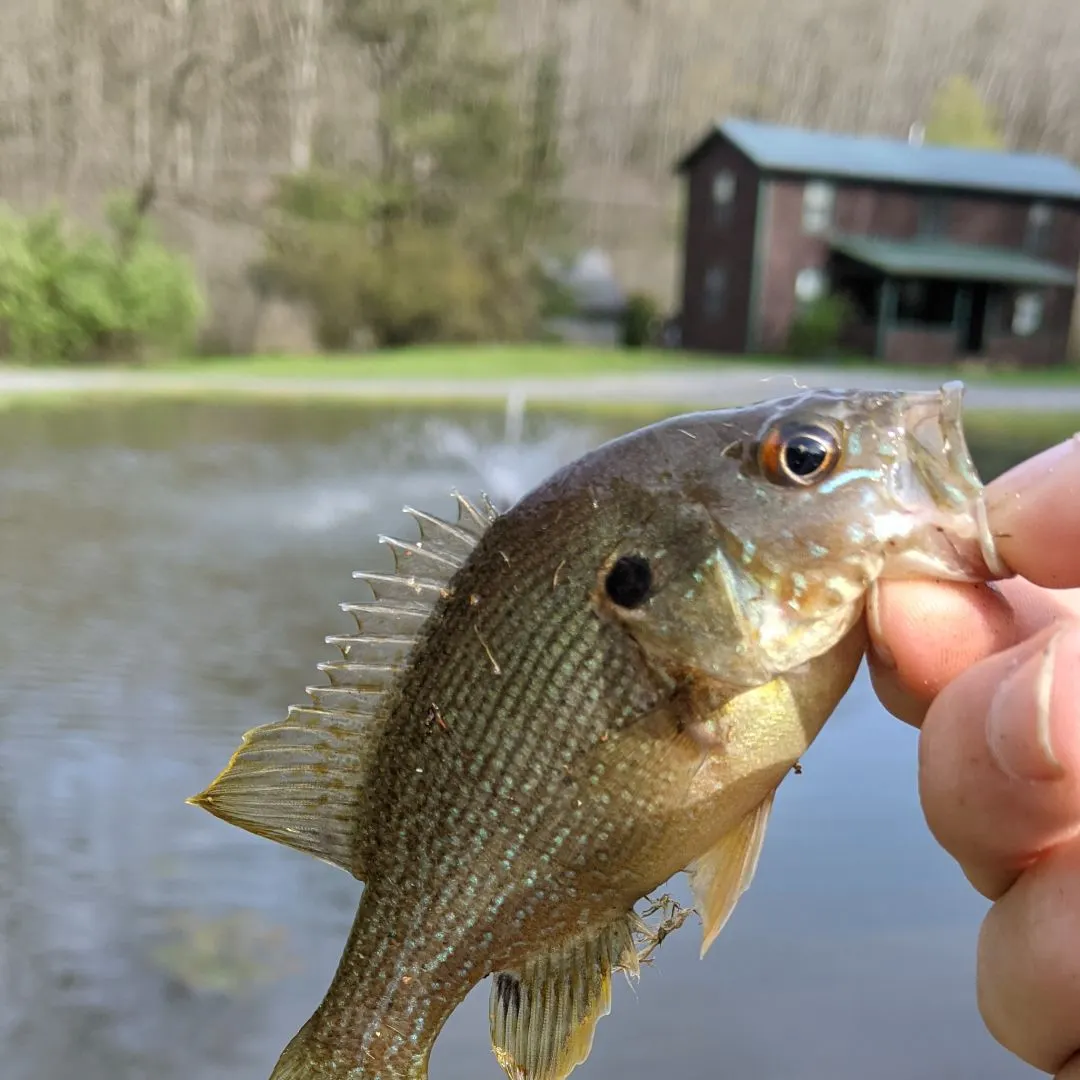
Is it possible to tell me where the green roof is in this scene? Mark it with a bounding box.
[829,235,1077,287]
[676,118,1080,202]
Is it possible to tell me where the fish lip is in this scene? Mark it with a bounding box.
[937,381,1009,578]
[890,381,1009,581]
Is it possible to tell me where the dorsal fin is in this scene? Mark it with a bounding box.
[187,493,497,878]
[489,914,640,1080]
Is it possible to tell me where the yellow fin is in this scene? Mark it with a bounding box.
[188,495,496,877]
[489,914,639,1080]
[688,792,774,957]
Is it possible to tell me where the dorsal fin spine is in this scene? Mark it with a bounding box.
[187,495,497,878]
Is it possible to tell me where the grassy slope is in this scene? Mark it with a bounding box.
[160,344,1080,384]
[3,345,1079,400]
[156,344,699,379]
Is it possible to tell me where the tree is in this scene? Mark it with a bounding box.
[255,0,568,348]
[924,74,1006,150]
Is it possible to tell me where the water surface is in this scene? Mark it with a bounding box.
[0,399,1063,1080]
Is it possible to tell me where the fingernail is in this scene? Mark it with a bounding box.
[866,584,896,668]
[986,627,1070,781]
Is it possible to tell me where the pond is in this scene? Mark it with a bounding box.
[0,397,1071,1080]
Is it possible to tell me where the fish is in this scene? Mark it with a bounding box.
[189,381,1006,1080]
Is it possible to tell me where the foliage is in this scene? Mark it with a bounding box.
[924,75,1006,150]
[258,185,550,350]
[5,0,1080,335]
[786,293,854,357]
[0,194,203,365]
[503,44,569,252]
[256,0,568,349]
[621,293,662,348]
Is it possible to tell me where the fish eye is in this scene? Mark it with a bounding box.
[758,423,841,487]
[604,554,652,609]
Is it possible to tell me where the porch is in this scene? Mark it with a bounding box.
[826,235,1077,366]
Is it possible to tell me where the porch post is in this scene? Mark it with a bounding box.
[876,277,897,359]
[954,286,973,356]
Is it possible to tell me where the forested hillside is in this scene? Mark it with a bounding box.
[1,0,1076,349]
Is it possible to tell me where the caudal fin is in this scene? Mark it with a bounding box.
[268,1020,331,1080]
[268,1009,431,1080]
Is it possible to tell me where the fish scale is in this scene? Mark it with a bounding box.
[191,386,1006,1080]
[301,501,669,1076]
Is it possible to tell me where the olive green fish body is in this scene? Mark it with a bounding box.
[192,386,1005,1080]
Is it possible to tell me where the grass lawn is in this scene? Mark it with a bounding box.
[3,345,1079,404]
[157,344,704,380]
[160,343,1080,385]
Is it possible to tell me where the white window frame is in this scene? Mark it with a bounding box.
[1025,201,1054,255]
[712,170,736,206]
[802,180,835,235]
[1012,290,1044,337]
[712,169,736,225]
[795,266,827,304]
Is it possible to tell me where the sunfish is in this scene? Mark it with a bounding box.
[191,383,1005,1080]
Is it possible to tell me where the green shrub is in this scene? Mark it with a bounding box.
[0,194,203,365]
[256,173,550,349]
[787,293,854,358]
[621,292,661,349]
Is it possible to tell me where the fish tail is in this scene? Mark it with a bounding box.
[267,893,443,1080]
[266,1022,325,1080]
[269,1014,430,1080]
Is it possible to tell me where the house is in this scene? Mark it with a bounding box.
[674,118,1080,366]
[543,248,628,346]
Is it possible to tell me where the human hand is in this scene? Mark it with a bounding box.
[869,435,1080,1078]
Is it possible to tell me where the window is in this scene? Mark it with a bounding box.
[802,181,835,235]
[795,267,827,304]
[1025,201,1054,256]
[896,279,958,326]
[712,170,736,211]
[703,266,727,320]
[1012,291,1044,336]
[711,169,737,226]
[918,195,952,237]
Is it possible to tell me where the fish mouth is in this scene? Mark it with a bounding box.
[885,381,1009,582]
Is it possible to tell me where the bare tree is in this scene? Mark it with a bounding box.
[0,0,1077,311]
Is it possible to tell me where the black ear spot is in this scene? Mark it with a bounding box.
[604,554,652,609]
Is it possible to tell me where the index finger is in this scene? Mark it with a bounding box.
[986,434,1080,589]
[868,578,1080,725]
[869,435,1080,724]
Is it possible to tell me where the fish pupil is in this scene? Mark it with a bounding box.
[783,435,829,478]
[605,554,652,609]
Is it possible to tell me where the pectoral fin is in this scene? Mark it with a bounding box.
[687,792,774,957]
[489,914,639,1080]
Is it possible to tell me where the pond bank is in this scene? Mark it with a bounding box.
[4,362,1080,414]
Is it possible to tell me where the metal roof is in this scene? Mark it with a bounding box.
[829,235,1077,287]
[676,118,1080,202]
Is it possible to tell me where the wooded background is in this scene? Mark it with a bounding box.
[2,0,1076,351]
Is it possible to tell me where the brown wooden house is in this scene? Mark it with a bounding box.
[674,118,1080,365]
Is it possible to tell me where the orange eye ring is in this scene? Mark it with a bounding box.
[757,423,842,487]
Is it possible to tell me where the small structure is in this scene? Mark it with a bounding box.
[674,118,1080,365]
[543,248,628,346]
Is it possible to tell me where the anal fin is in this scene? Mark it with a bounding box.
[687,792,774,957]
[489,914,639,1080]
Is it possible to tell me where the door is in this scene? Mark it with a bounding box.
[962,283,989,354]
